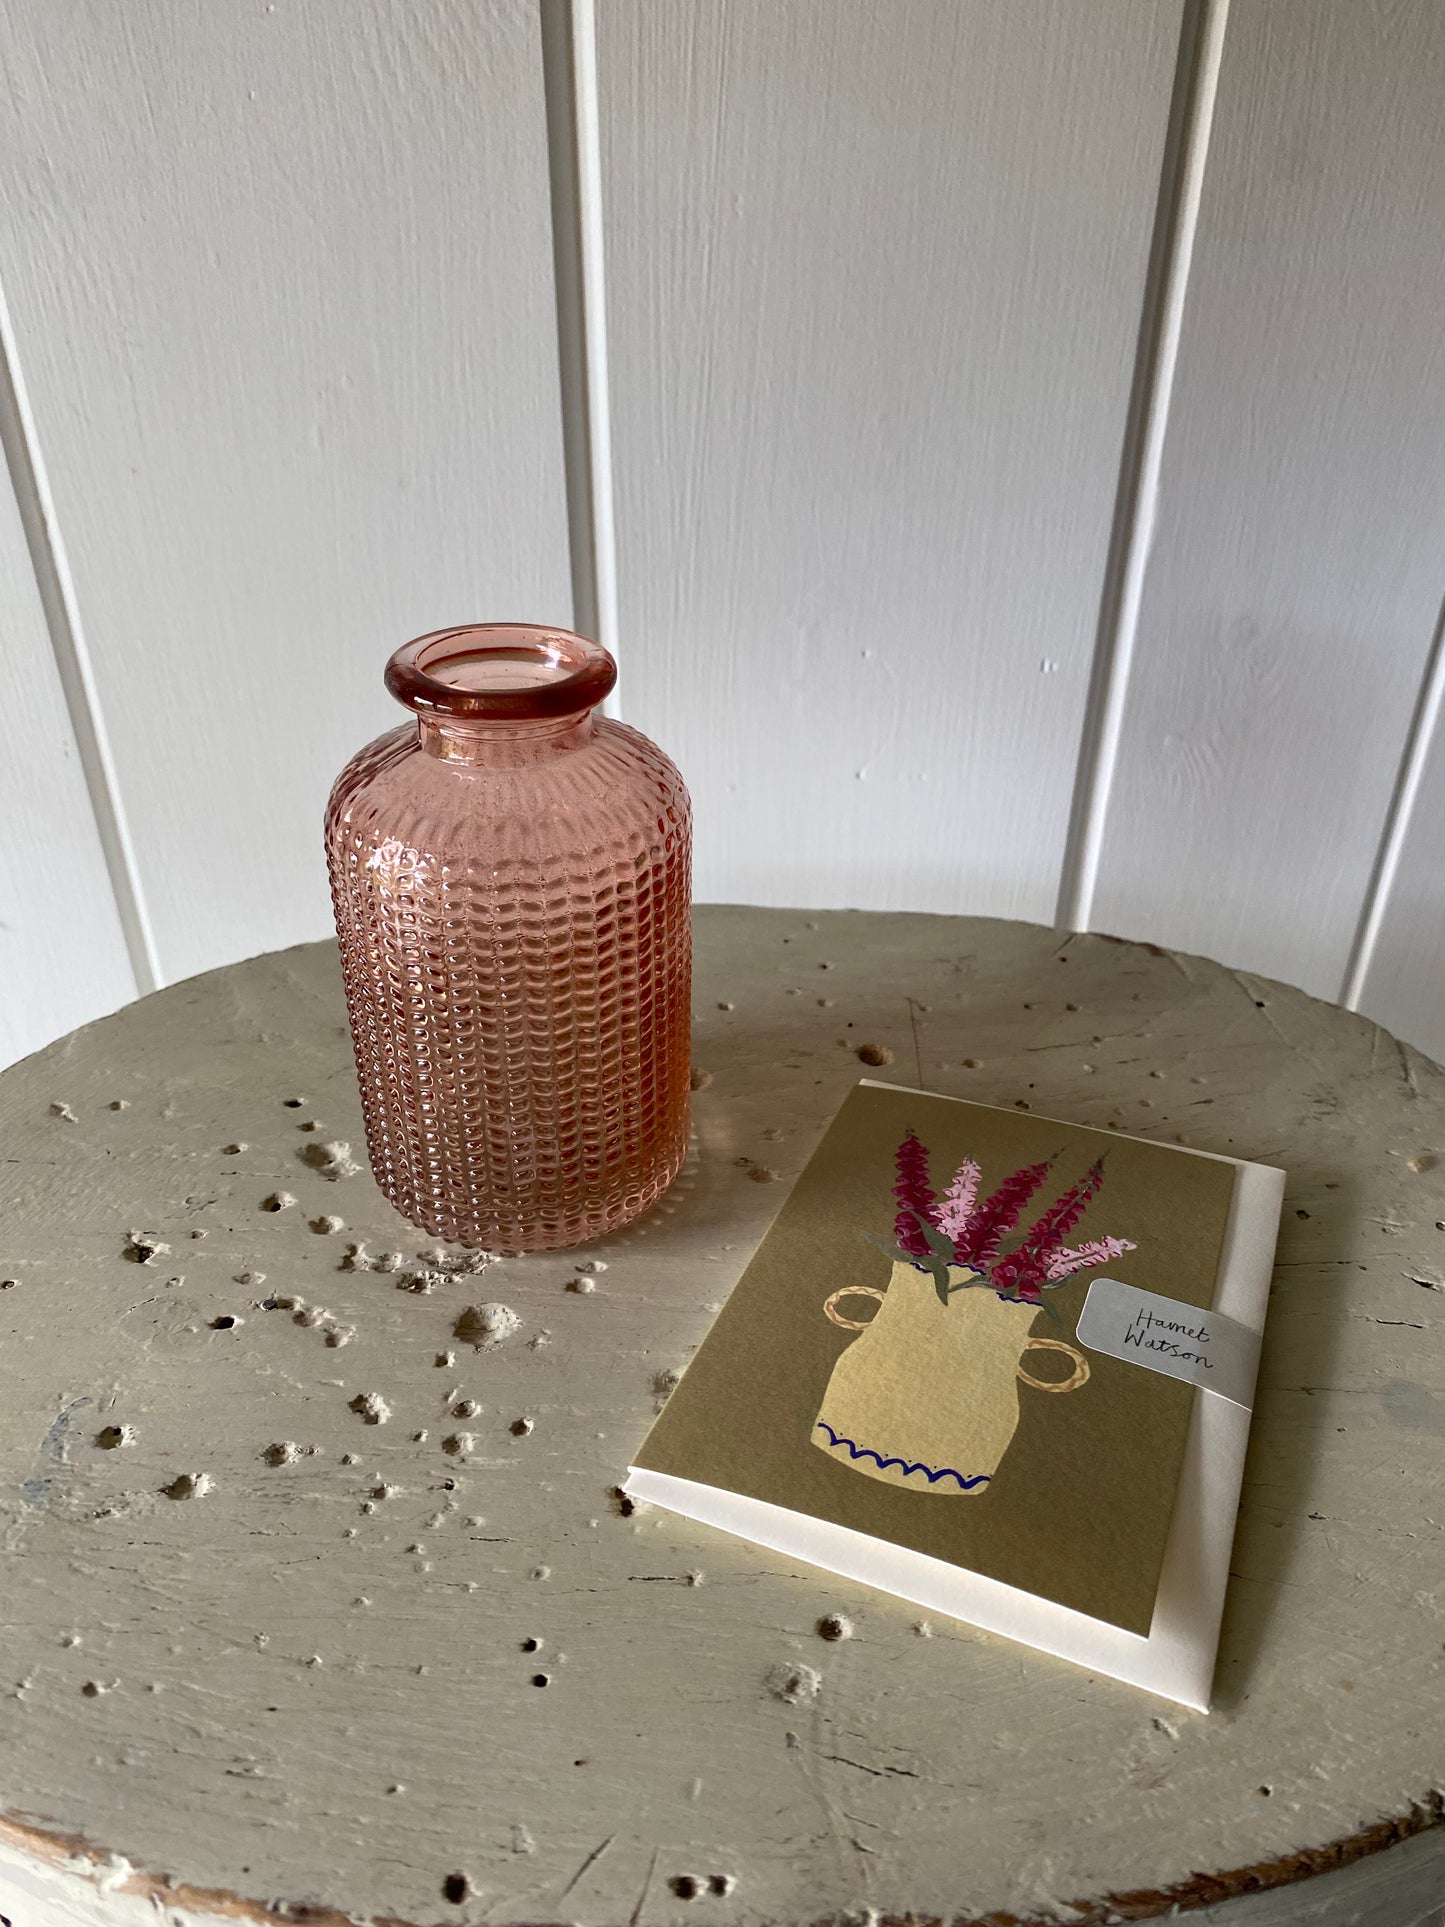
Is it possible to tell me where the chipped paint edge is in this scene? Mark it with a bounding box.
[2,1796,1441,1926]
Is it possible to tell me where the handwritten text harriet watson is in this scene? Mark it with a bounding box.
[1123,1306,1214,1370]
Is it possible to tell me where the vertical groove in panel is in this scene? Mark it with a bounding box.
[1338,594,1445,1012]
[541,0,620,697]
[1054,0,1229,933]
[0,280,159,994]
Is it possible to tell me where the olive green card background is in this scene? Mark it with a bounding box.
[634,1082,1238,1634]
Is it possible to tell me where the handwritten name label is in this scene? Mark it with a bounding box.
[1076,1279,1260,1409]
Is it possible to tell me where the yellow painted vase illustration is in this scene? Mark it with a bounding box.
[813,1261,1089,1494]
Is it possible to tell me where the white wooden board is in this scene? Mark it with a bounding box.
[597,0,1183,921]
[1090,0,1445,1003]
[0,0,573,990]
[0,397,134,1069]
[1354,631,1445,1064]
[0,0,1442,1089]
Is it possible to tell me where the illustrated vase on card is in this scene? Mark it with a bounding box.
[807,1128,1138,1491]
[815,1263,1090,1493]
[325,624,692,1252]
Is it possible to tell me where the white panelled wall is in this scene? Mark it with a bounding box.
[601,0,1183,922]
[0,0,573,1010]
[0,0,1441,1068]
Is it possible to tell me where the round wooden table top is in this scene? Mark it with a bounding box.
[1,908,1441,1927]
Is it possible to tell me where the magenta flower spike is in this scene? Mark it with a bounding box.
[892,1130,939,1258]
[954,1156,1056,1268]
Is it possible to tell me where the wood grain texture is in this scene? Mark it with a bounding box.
[0,446,134,1070]
[598,0,1183,919]
[0,910,1441,1927]
[1090,0,1445,1001]
[0,0,572,989]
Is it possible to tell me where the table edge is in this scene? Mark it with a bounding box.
[2,1793,1441,1926]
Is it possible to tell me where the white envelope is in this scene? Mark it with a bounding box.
[626,1086,1285,1712]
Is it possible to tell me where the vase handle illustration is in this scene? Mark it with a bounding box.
[1017,1336,1090,1394]
[823,1285,887,1331]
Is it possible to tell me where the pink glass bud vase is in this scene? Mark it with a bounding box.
[325,624,692,1251]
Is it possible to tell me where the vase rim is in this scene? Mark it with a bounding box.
[385,623,617,721]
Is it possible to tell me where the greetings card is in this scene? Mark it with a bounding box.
[627,1081,1284,1708]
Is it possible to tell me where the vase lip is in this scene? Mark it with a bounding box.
[385,623,617,721]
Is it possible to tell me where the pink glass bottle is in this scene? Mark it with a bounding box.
[325,624,691,1251]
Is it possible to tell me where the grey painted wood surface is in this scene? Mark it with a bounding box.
[1192,1824,1444,1927]
[0,908,1440,1926]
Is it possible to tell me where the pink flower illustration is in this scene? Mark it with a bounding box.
[936,1157,981,1241]
[1045,1235,1137,1281]
[879,1132,1137,1305]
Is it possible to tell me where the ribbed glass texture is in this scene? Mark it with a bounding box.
[325,625,691,1250]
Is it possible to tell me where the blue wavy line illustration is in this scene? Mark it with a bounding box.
[814,1421,992,1491]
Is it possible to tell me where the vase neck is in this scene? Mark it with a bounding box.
[417,711,596,765]
[385,622,615,766]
